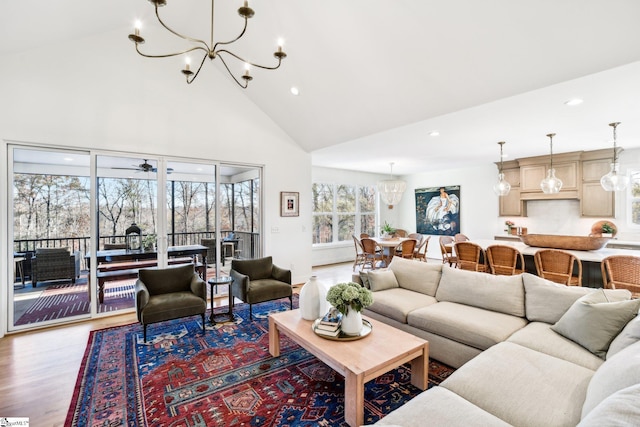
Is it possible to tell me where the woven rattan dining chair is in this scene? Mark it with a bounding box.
[360,233,370,238]
[361,238,384,270]
[486,245,525,276]
[454,233,470,242]
[534,249,582,286]
[352,234,366,271]
[413,236,430,262]
[439,236,458,267]
[396,239,417,259]
[454,241,487,272]
[394,229,408,238]
[601,255,640,297]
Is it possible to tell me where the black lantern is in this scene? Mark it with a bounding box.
[126,223,142,252]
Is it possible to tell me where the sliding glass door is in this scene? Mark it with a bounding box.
[11,147,91,329]
[7,146,263,332]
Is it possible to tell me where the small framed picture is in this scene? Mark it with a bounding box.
[281,192,299,217]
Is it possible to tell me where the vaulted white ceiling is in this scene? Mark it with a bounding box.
[2,0,640,174]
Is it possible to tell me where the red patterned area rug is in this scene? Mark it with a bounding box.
[66,297,455,426]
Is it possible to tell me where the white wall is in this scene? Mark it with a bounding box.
[397,164,499,260]
[0,29,313,335]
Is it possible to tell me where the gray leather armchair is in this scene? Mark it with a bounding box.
[230,256,292,320]
[135,264,207,341]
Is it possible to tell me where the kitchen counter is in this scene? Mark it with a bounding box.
[477,238,640,287]
[493,236,640,251]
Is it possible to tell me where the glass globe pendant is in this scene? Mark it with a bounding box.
[493,141,511,196]
[600,122,629,192]
[540,133,563,194]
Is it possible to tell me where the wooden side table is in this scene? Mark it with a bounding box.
[208,275,234,324]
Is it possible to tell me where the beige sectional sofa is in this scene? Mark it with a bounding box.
[355,256,640,427]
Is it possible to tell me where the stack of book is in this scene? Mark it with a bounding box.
[315,307,343,337]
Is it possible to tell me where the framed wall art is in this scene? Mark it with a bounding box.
[280,192,299,217]
[415,185,461,235]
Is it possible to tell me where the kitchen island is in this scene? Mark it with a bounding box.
[477,238,640,287]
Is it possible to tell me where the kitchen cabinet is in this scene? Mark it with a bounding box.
[496,149,615,217]
[518,152,580,200]
[498,167,525,216]
[580,154,615,217]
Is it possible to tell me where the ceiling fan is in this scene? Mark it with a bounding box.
[112,159,173,174]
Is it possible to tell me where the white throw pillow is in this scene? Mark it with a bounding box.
[581,340,640,418]
[366,269,399,292]
[578,383,640,426]
[523,273,594,324]
[607,312,640,359]
[551,290,639,358]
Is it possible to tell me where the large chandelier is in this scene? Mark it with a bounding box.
[128,0,287,87]
[378,163,407,208]
[600,122,629,192]
[540,133,563,194]
[493,141,511,196]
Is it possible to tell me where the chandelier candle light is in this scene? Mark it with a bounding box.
[600,122,629,192]
[540,133,563,194]
[128,0,286,87]
[377,162,407,208]
[493,141,511,196]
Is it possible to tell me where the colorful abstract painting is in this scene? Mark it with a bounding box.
[415,185,461,235]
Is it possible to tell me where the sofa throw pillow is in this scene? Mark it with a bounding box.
[581,340,640,418]
[436,266,525,317]
[388,256,442,296]
[359,271,371,289]
[367,270,399,292]
[522,273,594,324]
[551,290,639,358]
[578,383,640,426]
[606,312,640,359]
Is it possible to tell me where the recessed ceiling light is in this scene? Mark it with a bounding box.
[290,86,300,96]
[64,157,73,161]
[564,98,583,106]
[429,131,440,137]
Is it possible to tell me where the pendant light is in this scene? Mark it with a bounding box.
[377,162,406,208]
[540,133,563,194]
[493,141,511,196]
[600,122,629,192]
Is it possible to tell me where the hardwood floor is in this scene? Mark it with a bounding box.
[0,262,355,426]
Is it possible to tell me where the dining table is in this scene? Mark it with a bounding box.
[371,237,410,267]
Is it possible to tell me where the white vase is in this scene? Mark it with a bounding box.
[341,307,363,336]
[299,275,321,320]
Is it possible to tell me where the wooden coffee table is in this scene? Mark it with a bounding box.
[269,309,429,427]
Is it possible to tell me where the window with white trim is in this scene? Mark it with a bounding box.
[312,183,377,244]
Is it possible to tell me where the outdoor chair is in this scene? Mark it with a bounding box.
[439,236,458,267]
[486,245,525,275]
[135,263,207,342]
[200,238,220,266]
[454,241,487,272]
[230,256,292,320]
[31,247,81,287]
[534,249,582,286]
[601,255,640,297]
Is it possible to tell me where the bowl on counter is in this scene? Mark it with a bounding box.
[519,234,611,251]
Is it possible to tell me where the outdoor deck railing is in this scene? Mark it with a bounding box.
[14,231,261,266]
